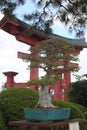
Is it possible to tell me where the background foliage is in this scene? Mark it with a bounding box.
[67,80,87,107]
[0,87,87,129]
[0,0,87,36]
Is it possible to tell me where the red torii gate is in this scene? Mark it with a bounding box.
[0,16,87,100]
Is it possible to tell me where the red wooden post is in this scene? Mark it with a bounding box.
[54,81,63,100]
[18,51,38,90]
[50,80,64,100]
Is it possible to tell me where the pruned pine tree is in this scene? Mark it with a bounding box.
[24,38,79,108]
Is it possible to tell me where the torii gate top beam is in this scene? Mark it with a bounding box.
[0,16,87,49]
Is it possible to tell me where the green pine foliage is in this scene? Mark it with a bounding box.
[24,0,87,36]
[27,38,79,87]
[0,0,25,16]
[0,0,87,36]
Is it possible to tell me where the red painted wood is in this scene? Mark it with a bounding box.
[64,72,71,100]
[16,34,38,46]
[18,52,30,59]
[3,71,18,87]
[52,81,64,100]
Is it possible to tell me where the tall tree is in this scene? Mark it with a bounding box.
[0,0,87,36]
[24,0,87,36]
[0,0,25,17]
[24,38,79,108]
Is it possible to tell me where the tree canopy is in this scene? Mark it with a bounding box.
[68,80,87,107]
[24,38,79,86]
[0,0,25,17]
[0,0,87,36]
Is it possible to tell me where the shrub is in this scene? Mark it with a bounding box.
[72,103,87,113]
[67,80,87,107]
[0,87,86,130]
[53,100,85,119]
[84,112,87,119]
[0,87,38,127]
[0,111,7,130]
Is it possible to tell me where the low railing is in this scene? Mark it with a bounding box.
[8,120,87,130]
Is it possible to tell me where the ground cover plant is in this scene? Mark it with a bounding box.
[0,87,87,130]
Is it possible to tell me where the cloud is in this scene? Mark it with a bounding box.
[0,13,32,89]
[0,13,4,20]
[85,32,87,42]
[0,29,30,88]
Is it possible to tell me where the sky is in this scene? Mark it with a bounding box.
[0,0,87,89]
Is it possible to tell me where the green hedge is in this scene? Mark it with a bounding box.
[72,103,87,113]
[53,100,85,119]
[0,87,86,130]
[0,111,7,130]
[0,87,38,123]
[84,112,87,119]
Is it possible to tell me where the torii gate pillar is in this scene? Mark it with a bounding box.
[30,67,38,90]
[18,51,38,90]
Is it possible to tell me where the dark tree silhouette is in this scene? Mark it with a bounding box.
[68,80,87,107]
[0,0,87,36]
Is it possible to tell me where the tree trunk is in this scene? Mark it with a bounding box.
[35,86,56,108]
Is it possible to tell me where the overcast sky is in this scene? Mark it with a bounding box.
[0,1,87,89]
